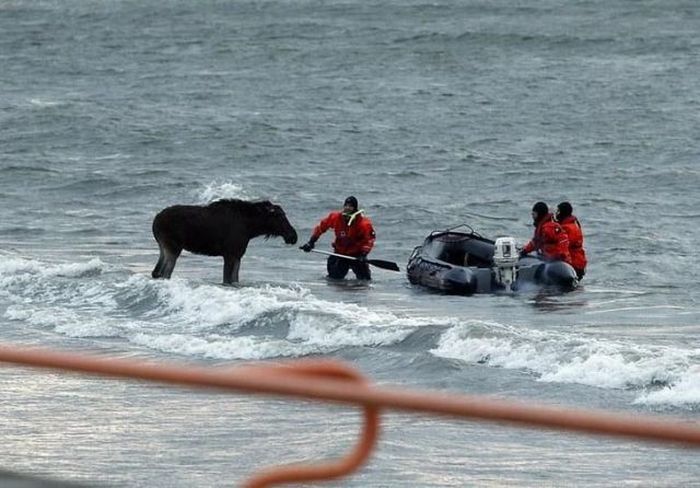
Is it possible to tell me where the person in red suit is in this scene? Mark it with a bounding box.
[556,201,588,279]
[520,201,571,264]
[300,196,376,280]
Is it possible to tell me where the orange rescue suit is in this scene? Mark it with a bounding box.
[522,213,571,263]
[311,211,376,256]
[558,215,587,274]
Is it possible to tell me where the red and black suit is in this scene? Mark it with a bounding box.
[310,211,376,280]
[522,213,571,263]
[558,215,587,279]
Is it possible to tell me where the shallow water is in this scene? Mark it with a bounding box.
[1,0,699,486]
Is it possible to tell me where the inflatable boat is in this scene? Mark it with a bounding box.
[406,225,578,295]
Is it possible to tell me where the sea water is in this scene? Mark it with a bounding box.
[1,0,699,486]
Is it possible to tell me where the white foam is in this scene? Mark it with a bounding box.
[130,333,318,360]
[634,365,700,407]
[29,98,62,108]
[126,278,435,359]
[5,254,696,407]
[0,255,120,337]
[585,305,684,315]
[147,279,310,330]
[196,182,255,203]
[0,256,112,318]
[286,301,430,349]
[0,255,106,279]
[5,304,122,337]
[2,256,429,358]
[432,321,695,393]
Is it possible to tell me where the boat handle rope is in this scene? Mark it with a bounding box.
[0,344,699,487]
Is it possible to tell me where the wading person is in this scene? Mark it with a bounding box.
[300,196,376,280]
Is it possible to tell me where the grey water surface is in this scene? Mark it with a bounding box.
[1,0,699,486]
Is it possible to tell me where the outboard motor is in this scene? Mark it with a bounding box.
[493,237,518,291]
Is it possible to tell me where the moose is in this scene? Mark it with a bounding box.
[151,199,298,284]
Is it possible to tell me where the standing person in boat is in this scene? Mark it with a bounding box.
[300,196,376,280]
[555,201,588,279]
[519,201,571,264]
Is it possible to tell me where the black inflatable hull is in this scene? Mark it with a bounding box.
[407,230,578,295]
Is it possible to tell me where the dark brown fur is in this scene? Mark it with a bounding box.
[151,199,298,284]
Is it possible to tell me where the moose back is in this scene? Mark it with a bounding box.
[151,199,298,284]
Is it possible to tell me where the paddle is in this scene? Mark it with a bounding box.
[307,249,400,272]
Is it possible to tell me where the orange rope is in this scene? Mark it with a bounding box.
[0,344,698,487]
[241,362,380,488]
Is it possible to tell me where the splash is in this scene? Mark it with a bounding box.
[0,255,434,361]
[431,321,696,403]
[634,365,700,408]
[196,182,255,203]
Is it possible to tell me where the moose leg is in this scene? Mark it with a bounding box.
[223,256,241,285]
[151,246,166,278]
[160,247,182,279]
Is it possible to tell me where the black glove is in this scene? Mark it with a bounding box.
[300,241,315,252]
[519,250,528,259]
[356,253,368,263]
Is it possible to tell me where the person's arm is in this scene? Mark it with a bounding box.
[301,213,334,251]
[311,213,335,241]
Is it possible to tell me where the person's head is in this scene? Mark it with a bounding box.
[531,201,549,224]
[556,201,573,220]
[343,196,358,216]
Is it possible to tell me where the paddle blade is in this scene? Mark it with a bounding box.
[368,259,401,272]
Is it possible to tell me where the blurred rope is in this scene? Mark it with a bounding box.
[1,344,699,487]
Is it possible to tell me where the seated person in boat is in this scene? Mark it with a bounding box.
[555,201,588,279]
[520,201,571,264]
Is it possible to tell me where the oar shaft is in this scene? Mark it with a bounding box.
[307,249,400,272]
[311,249,359,261]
